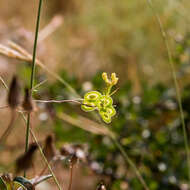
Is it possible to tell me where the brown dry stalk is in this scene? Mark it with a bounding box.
[58,112,114,137]
[0,110,17,144]
[68,165,74,190]
[0,75,8,90]
[0,41,79,97]
[38,15,64,42]
[0,44,30,62]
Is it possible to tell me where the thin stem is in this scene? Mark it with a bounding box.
[25,0,43,176]
[24,113,31,176]
[29,129,63,190]
[33,79,48,90]
[34,99,97,108]
[106,85,112,96]
[0,75,8,90]
[0,41,80,98]
[145,0,190,182]
[0,110,16,144]
[30,0,43,91]
[68,165,74,190]
[34,99,83,104]
[0,62,62,189]
[38,159,54,177]
[0,105,9,109]
[20,111,62,190]
[110,136,149,190]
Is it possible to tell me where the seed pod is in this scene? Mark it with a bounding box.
[96,181,107,190]
[43,135,56,161]
[7,76,21,109]
[15,143,38,174]
[60,146,70,157]
[22,88,34,112]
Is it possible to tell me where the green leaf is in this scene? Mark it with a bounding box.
[84,91,101,101]
[81,91,102,112]
[99,106,116,123]
[81,100,97,112]
[81,90,116,123]
[105,106,116,117]
[100,112,112,123]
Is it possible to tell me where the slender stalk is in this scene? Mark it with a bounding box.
[38,159,53,177]
[0,110,16,144]
[30,129,63,190]
[32,79,48,90]
[25,0,43,176]
[145,0,190,182]
[21,114,62,190]
[34,99,83,104]
[25,113,31,153]
[0,64,62,190]
[0,75,8,90]
[0,105,9,109]
[34,99,98,108]
[68,165,74,190]
[109,134,149,190]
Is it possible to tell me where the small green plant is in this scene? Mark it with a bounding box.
[81,72,118,123]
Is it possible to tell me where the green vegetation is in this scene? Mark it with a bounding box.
[0,0,190,189]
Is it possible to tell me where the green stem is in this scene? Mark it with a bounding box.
[106,85,112,96]
[110,135,149,190]
[25,0,43,176]
[146,0,190,182]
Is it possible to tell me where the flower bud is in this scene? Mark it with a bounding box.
[111,73,118,85]
[22,88,34,112]
[102,72,111,85]
[15,143,38,174]
[7,75,21,109]
[43,135,56,161]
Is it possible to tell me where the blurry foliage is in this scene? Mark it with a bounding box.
[34,30,190,189]
[47,0,190,82]
[1,0,190,189]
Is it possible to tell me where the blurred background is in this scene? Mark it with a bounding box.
[1,0,190,189]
